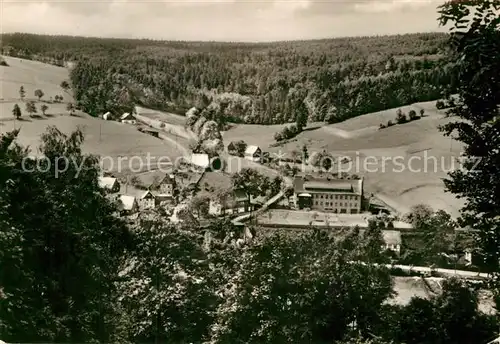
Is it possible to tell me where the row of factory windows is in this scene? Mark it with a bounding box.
[314,201,358,208]
[312,193,359,201]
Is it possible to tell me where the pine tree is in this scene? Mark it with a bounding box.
[19,86,25,100]
[12,104,21,120]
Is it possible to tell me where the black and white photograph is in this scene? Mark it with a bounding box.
[1,0,499,343]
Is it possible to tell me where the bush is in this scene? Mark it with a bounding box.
[420,109,425,117]
[275,124,299,142]
[0,58,8,66]
[387,120,394,127]
[396,109,408,124]
[408,110,419,121]
[436,100,445,109]
[379,123,386,130]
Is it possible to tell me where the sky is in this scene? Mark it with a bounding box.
[1,0,448,42]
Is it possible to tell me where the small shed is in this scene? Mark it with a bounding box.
[120,112,136,124]
[103,111,112,120]
[141,127,160,138]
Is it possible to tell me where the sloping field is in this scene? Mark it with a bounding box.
[0,115,184,173]
[271,102,464,217]
[0,55,71,102]
[1,55,74,120]
[0,57,183,174]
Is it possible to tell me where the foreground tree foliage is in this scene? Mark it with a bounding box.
[384,278,497,344]
[0,127,132,342]
[118,219,217,343]
[438,1,500,277]
[0,136,497,344]
[210,230,394,343]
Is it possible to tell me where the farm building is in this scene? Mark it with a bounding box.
[98,176,120,193]
[293,175,364,214]
[102,112,112,120]
[244,145,262,162]
[120,112,136,124]
[118,195,139,215]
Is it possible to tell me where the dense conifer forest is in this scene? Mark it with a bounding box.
[1,32,456,124]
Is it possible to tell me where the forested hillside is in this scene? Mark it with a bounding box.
[1,33,456,124]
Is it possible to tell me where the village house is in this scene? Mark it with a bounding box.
[293,175,364,214]
[120,112,136,124]
[118,195,139,215]
[98,176,120,193]
[139,190,157,210]
[209,189,254,216]
[150,173,177,203]
[244,145,262,162]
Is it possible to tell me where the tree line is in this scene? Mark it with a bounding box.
[2,32,457,126]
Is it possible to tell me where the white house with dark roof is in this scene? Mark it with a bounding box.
[120,112,136,124]
[293,175,363,214]
[98,176,120,193]
[244,145,262,162]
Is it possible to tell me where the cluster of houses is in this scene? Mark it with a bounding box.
[98,173,177,216]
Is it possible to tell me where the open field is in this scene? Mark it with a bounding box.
[0,57,184,174]
[1,56,72,102]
